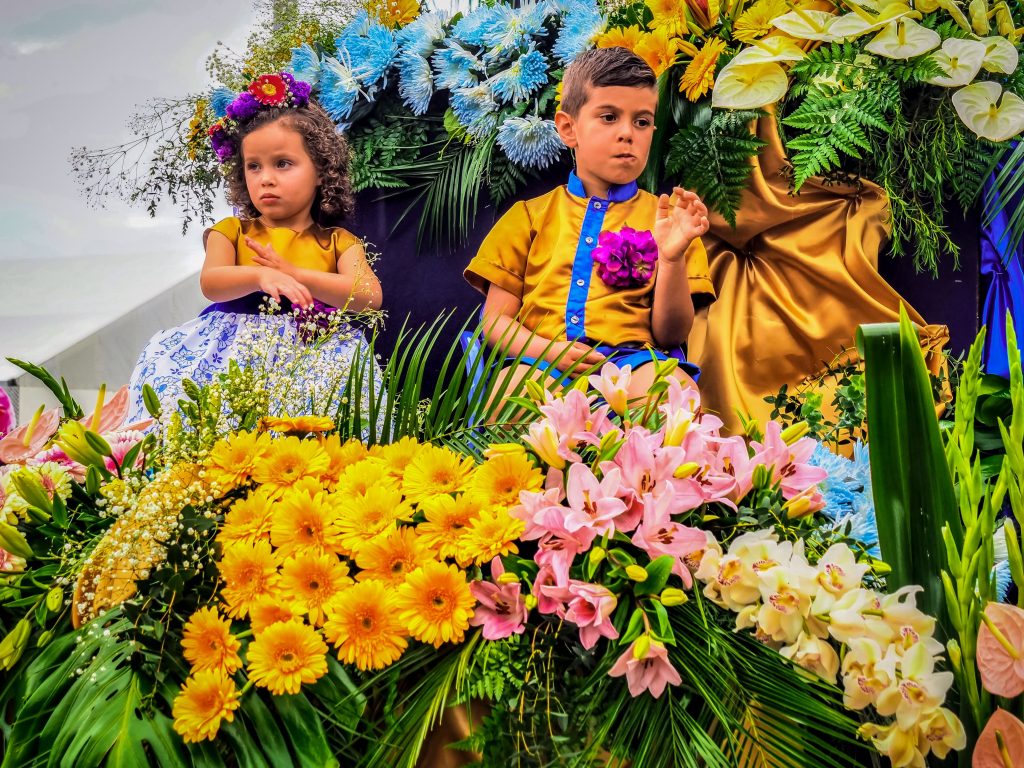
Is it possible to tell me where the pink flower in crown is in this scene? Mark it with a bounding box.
[631,493,708,587]
[751,422,827,500]
[609,637,682,698]
[592,227,659,289]
[469,557,529,640]
[562,463,627,536]
[564,581,620,649]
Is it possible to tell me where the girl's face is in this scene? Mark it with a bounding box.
[241,119,320,227]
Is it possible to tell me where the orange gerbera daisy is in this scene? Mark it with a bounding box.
[217,488,275,547]
[261,415,336,434]
[203,430,271,490]
[465,452,542,509]
[401,445,476,504]
[318,434,369,488]
[218,540,280,618]
[335,486,414,555]
[416,493,486,560]
[270,484,343,557]
[396,562,476,648]
[246,619,328,695]
[181,606,242,674]
[280,552,353,626]
[679,38,727,101]
[249,594,302,634]
[461,509,525,566]
[355,526,433,585]
[172,669,240,743]
[323,580,408,670]
[251,436,329,498]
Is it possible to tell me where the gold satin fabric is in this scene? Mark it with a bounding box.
[688,111,948,434]
[204,216,359,272]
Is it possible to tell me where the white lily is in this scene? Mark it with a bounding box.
[711,60,789,109]
[770,9,838,41]
[926,37,987,87]
[952,80,1024,142]
[864,17,941,58]
[980,34,1019,73]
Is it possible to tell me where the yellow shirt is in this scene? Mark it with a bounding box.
[465,174,715,347]
[205,217,360,273]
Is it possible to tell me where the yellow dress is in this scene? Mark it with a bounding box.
[205,216,359,272]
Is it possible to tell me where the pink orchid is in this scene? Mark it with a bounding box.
[469,557,529,640]
[751,422,827,500]
[0,408,61,465]
[564,581,619,649]
[588,362,632,416]
[0,386,14,439]
[608,637,682,698]
[631,493,708,587]
[563,463,627,536]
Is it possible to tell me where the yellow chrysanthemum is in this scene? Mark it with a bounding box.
[396,562,476,648]
[465,452,542,510]
[355,526,433,585]
[219,540,280,619]
[280,552,353,626]
[335,458,399,498]
[246,619,328,695]
[181,606,242,674]
[318,434,369,488]
[261,415,336,434]
[172,669,240,743]
[369,436,422,480]
[270,484,344,557]
[634,27,682,78]
[679,37,727,101]
[249,594,302,634]
[461,509,525,566]
[251,436,329,498]
[204,430,271,490]
[335,486,414,555]
[416,493,487,560]
[401,445,476,504]
[217,488,275,547]
[323,580,408,670]
[595,25,646,52]
[733,0,789,42]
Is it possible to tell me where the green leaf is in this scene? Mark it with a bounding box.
[4,358,84,418]
[634,555,675,596]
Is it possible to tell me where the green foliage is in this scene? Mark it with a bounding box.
[349,108,433,192]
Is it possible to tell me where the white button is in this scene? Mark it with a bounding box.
[593,202,602,210]
[576,279,585,286]
[585,236,594,244]
[570,316,579,324]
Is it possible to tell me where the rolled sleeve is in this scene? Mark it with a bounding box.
[464,201,532,298]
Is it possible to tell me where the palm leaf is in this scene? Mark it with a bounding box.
[982,140,1024,264]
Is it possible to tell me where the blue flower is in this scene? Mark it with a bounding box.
[497,115,565,168]
[397,53,434,115]
[451,84,500,138]
[432,43,481,90]
[489,48,549,104]
[335,10,372,52]
[810,441,879,557]
[210,87,236,118]
[451,5,502,46]
[481,3,551,58]
[397,11,449,58]
[289,43,322,88]
[344,23,398,88]
[318,58,360,122]
[553,0,606,65]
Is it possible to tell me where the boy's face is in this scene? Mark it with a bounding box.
[555,84,658,192]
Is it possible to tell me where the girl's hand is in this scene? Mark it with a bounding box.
[257,268,313,308]
[545,340,606,370]
[653,187,710,265]
[246,237,294,276]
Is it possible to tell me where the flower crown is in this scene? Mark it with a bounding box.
[207,72,313,164]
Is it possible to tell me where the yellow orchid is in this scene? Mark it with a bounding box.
[864,18,941,59]
[952,80,1024,142]
[980,34,1020,73]
[857,722,924,768]
[770,9,839,41]
[925,37,987,87]
[711,59,789,109]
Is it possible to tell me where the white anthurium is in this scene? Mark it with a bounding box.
[711,60,789,109]
[864,17,941,59]
[731,37,807,65]
[926,37,988,87]
[980,35,1019,73]
[771,9,839,41]
[952,80,1024,142]
[828,3,915,39]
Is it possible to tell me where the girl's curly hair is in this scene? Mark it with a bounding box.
[225,101,355,228]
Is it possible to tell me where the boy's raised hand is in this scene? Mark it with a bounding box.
[653,187,710,264]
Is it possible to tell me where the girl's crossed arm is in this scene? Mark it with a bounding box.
[200,230,314,307]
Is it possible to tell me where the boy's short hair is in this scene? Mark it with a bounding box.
[559,47,657,117]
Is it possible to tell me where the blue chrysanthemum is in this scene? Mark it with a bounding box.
[497,115,564,168]
[318,57,360,122]
[432,43,481,91]
[397,53,434,115]
[397,11,449,58]
[810,442,879,557]
[489,48,549,104]
[451,84,499,138]
[481,3,551,57]
[343,23,398,88]
[552,0,606,65]
[335,10,372,53]
[289,43,322,88]
[210,87,236,118]
[450,5,502,46]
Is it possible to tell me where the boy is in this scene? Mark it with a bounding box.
[464,47,715,400]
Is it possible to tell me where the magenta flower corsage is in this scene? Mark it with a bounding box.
[591,227,658,289]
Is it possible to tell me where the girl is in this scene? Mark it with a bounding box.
[127,72,384,425]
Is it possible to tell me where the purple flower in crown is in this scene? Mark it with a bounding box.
[208,121,235,162]
[591,227,659,288]
[226,91,261,121]
[210,72,315,164]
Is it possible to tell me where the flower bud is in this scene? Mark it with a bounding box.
[673,462,700,479]
[589,546,607,567]
[946,638,962,672]
[752,464,773,490]
[523,594,538,611]
[524,379,547,404]
[783,496,814,519]
[780,421,810,445]
[46,586,63,613]
[660,588,689,607]
[496,571,520,585]
[626,564,649,582]
[632,634,651,660]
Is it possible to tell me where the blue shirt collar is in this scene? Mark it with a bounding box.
[567,170,638,203]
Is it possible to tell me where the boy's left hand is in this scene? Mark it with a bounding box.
[247,237,295,276]
[653,187,710,264]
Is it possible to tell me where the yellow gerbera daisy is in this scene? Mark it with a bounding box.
[634,27,682,78]
[280,552,353,626]
[246,619,328,695]
[318,434,369,488]
[249,594,302,634]
[595,25,646,51]
[335,486,414,555]
[369,0,419,27]
[335,458,399,498]
[647,0,692,35]
[416,493,486,560]
[217,488,275,547]
[396,562,476,648]
[322,580,408,670]
[251,436,329,498]
[218,540,280,618]
[181,606,242,674]
[733,0,789,42]
[679,37,727,101]
[461,509,525,566]
[465,452,543,510]
[401,445,476,504]
[172,669,240,743]
[203,430,271,490]
[270,484,344,557]
[369,436,422,480]
[354,526,433,585]
[261,414,335,434]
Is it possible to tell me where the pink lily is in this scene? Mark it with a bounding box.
[751,422,827,500]
[608,637,682,698]
[469,557,529,640]
[538,388,614,447]
[535,526,597,587]
[0,407,60,465]
[588,362,632,416]
[631,493,708,587]
[564,581,619,649]
[562,463,627,536]
[534,563,569,615]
